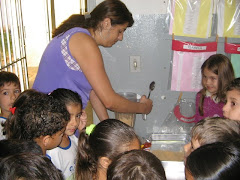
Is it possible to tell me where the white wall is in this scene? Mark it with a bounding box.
[22,0,49,67]
[96,0,168,15]
[22,0,80,67]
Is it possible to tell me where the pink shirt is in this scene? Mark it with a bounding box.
[195,92,224,123]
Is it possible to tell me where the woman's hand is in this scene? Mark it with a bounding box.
[78,110,87,131]
[139,95,153,114]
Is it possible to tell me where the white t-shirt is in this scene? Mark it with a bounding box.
[0,117,7,140]
[47,135,78,179]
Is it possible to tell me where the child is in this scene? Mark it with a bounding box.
[223,77,240,121]
[0,153,64,180]
[107,149,166,180]
[0,71,21,140]
[195,54,234,123]
[47,88,87,179]
[185,141,240,179]
[75,119,141,180]
[4,89,70,155]
[184,117,240,160]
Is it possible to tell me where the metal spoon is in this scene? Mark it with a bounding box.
[143,81,155,120]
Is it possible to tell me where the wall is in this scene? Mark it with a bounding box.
[22,0,80,67]
[93,0,228,138]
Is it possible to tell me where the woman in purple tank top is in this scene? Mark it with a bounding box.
[33,0,153,122]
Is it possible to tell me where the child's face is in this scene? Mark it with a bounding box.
[185,168,194,180]
[202,68,218,95]
[47,128,65,150]
[0,82,20,117]
[184,138,200,161]
[223,89,240,121]
[65,103,82,136]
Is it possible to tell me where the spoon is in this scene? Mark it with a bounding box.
[143,81,155,120]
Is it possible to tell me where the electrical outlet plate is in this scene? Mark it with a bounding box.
[130,56,141,72]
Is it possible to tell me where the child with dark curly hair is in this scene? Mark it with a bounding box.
[4,89,70,155]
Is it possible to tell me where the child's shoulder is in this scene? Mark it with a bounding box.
[0,117,7,123]
[196,91,203,98]
[69,135,78,145]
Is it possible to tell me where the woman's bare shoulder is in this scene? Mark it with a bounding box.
[69,32,99,57]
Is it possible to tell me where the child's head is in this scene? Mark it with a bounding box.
[76,119,140,180]
[223,78,240,121]
[4,89,70,153]
[185,141,240,180]
[184,117,240,158]
[201,54,234,99]
[0,139,43,158]
[107,149,166,180]
[0,71,21,117]
[0,153,64,180]
[50,88,83,136]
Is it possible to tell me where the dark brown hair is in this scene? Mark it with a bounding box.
[0,71,20,88]
[52,0,134,37]
[225,77,240,93]
[198,54,234,115]
[4,89,70,140]
[186,141,240,179]
[0,153,64,180]
[107,149,166,180]
[75,119,140,180]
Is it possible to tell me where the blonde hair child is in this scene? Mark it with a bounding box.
[184,117,240,161]
[4,89,69,155]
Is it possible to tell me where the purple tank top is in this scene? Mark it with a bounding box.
[33,27,92,109]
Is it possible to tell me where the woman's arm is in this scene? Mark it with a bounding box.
[70,33,152,114]
[90,90,109,121]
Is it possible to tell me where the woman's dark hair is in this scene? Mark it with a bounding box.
[0,153,64,180]
[50,88,82,109]
[4,89,70,140]
[107,149,166,180]
[185,141,240,179]
[52,0,134,37]
[75,119,140,180]
[198,54,234,116]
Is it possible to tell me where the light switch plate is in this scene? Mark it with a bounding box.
[130,56,141,72]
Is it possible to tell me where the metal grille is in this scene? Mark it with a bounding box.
[0,0,29,91]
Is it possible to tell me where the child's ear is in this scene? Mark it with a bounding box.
[43,135,51,147]
[99,157,111,169]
